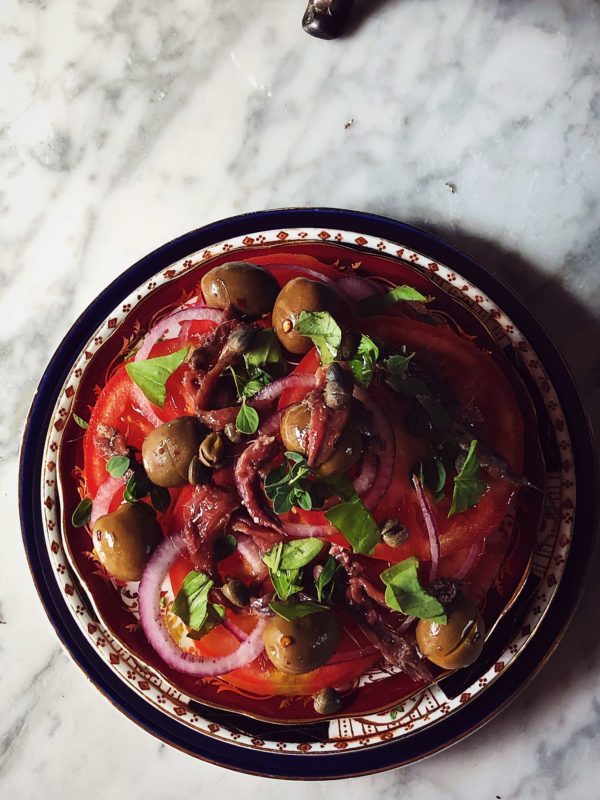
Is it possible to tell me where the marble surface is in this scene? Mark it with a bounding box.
[2,0,600,795]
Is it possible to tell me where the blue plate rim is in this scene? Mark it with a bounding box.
[19,207,598,779]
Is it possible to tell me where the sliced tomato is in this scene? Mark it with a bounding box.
[246,253,344,285]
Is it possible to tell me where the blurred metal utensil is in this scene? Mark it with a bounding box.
[302,0,356,39]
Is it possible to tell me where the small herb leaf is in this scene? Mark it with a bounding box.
[381,557,446,622]
[106,454,130,478]
[236,399,259,434]
[125,346,190,408]
[349,334,379,388]
[325,494,380,555]
[245,328,284,370]
[448,439,486,517]
[72,497,92,528]
[358,285,428,316]
[294,311,342,364]
[73,414,89,430]
[315,556,340,602]
[171,570,214,631]
[269,601,328,621]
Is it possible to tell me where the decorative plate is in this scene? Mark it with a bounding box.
[20,209,597,779]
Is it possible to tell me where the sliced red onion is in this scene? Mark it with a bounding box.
[135,307,224,362]
[353,453,378,496]
[235,533,268,580]
[336,275,381,302]
[454,542,484,580]
[263,262,338,287]
[138,532,266,676]
[131,385,164,428]
[412,475,440,582]
[397,615,416,634]
[282,521,332,538]
[353,388,395,512]
[221,616,248,643]
[253,373,316,404]
[90,476,123,525]
[258,409,283,436]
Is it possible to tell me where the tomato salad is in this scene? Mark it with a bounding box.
[74,254,533,716]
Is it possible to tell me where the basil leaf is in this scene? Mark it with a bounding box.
[171,570,213,631]
[279,538,324,569]
[215,533,237,561]
[294,311,342,364]
[358,285,428,317]
[106,455,130,478]
[383,353,416,391]
[187,604,225,639]
[245,329,283,370]
[419,457,447,502]
[272,488,294,515]
[262,541,283,572]
[325,494,380,555]
[149,484,171,512]
[270,568,304,601]
[236,399,259,434]
[349,334,379,388]
[381,557,446,622]
[126,346,190,408]
[315,556,340,602]
[124,472,143,503]
[269,601,328,621]
[284,451,306,464]
[448,439,486,517]
[73,413,89,430]
[72,497,92,528]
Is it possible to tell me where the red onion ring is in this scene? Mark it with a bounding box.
[131,385,164,429]
[258,409,283,436]
[253,373,316,404]
[221,617,248,643]
[412,475,440,582]
[135,307,224,362]
[353,388,395,512]
[90,476,123,525]
[353,453,378,496]
[235,533,268,580]
[282,521,332,538]
[336,275,381,302]
[454,542,484,580]
[138,532,266,676]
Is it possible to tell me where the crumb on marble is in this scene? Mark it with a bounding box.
[445,181,456,194]
[344,118,354,129]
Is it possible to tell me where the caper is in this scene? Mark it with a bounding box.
[416,594,485,670]
[200,262,279,318]
[93,502,163,581]
[381,519,409,547]
[224,325,255,356]
[313,687,343,715]
[142,416,205,488]
[263,610,341,674]
[199,432,225,468]
[324,380,351,410]
[188,455,210,485]
[222,579,250,607]
[223,422,242,443]
[272,277,338,354]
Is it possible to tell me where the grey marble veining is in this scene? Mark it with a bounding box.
[2,0,600,796]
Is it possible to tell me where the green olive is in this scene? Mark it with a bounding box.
[279,403,362,476]
[200,262,279,318]
[93,503,163,581]
[416,595,485,670]
[272,277,338,354]
[142,416,205,488]
[263,611,341,674]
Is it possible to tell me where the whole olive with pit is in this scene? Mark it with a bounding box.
[272,277,339,354]
[263,610,341,674]
[200,262,279,318]
[279,403,362,476]
[93,502,163,581]
[416,594,485,670]
[142,416,205,488]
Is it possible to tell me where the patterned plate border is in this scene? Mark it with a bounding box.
[20,209,597,778]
